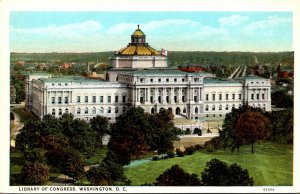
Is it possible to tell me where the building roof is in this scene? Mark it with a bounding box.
[117,45,160,56]
[204,77,240,85]
[132,27,145,37]
[119,68,211,77]
[39,76,104,83]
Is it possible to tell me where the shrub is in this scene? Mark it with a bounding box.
[167,151,175,158]
[205,143,214,152]
[204,137,225,151]
[175,148,185,157]
[152,156,159,161]
[184,146,195,155]
[185,128,191,135]
[24,148,46,163]
[20,162,49,185]
[194,144,204,151]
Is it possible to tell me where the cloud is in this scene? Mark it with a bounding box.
[196,26,229,37]
[218,15,249,26]
[10,20,102,38]
[106,19,200,34]
[244,15,292,33]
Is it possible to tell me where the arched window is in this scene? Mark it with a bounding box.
[92,107,96,114]
[195,107,198,114]
[183,107,187,113]
[151,108,155,114]
[115,107,119,113]
[108,107,111,113]
[52,109,55,116]
[85,107,88,114]
[65,108,69,114]
[59,109,62,116]
[212,105,215,111]
[100,107,104,114]
[205,105,209,111]
[77,108,81,114]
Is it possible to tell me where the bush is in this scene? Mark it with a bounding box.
[20,162,49,185]
[205,143,214,152]
[152,156,159,161]
[175,148,185,157]
[204,137,225,151]
[185,128,191,135]
[24,148,46,163]
[184,146,195,155]
[167,151,175,158]
[194,144,204,151]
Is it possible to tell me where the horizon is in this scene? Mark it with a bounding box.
[10,12,293,53]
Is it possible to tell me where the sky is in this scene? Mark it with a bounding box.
[9,12,293,53]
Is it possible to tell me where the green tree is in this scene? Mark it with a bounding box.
[154,165,200,186]
[90,115,109,148]
[201,158,254,186]
[24,148,46,163]
[60,149,85,181]
[20,162,49,185]
[235,111,272,153]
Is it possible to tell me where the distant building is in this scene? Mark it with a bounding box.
[178,64,206,73]
[276,64,294,79]
[60,63,72,70]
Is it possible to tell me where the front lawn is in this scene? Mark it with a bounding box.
[124,141,293,186]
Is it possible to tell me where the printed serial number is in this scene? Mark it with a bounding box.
[263,187,275,192]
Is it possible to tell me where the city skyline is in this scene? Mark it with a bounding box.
[10,12,292,53]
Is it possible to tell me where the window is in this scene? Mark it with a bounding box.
[122,95,126,103]
[52,97,55,104]
[100,107,104,114]
[219,105,222,110]
[65,97,68,104]
[182,78,184,82]
[256,93,259,100]
[226,104,229,110]
[251,94,254,100]
[205,105,209,111]
[232,94,235,100]
[212,94,215,101]
[262,93,265,100]
[174,78,177,82]
[77,96,80,103]
[239,94,242,100]
[115,107,119,113]
[115,96,119,103]
[58,97,62,104]
[77,108,81,114]
[194,96,197,102]
[85,107,88,114]
[108,107,111,113]
[140,78,144,83]
[206,94,209,101]
[158,96,161,103]
[174,96,177,102]
[182,96,185,102]
[65,83,68,86]
[183,108,186,113]
[219,94,222,100]
[226,94,229,100]
[65,108,69,114]
[85,96,88,103]
[166,96,169,103]
[150,96,153,103]
[92,96,96,103]
[194,78,199,82]
[158,79,161,82]
[52,109,55,116]
[108,96,111,103]
[150,79,153,83]
[100,96,103,103]
[58,83,61,86]
[52,83,54,86]
[59,109,62,116]
[92,107,96,114]
[212,105,215,111]
[195,107,198,114]
[166,78,169,82]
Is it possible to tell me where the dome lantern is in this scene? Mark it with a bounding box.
[131,24,146,44]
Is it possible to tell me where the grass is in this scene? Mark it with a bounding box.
[85,146,109,165]
[124,141,293,186]
[11,107,36,123]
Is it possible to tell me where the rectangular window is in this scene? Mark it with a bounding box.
[115,96,119,103]
[150,79,153,83]
[239,94,242,100]
[251,94,254,100]
[140,97,144,103]
[212,94,215,101]
[108,96,111,103]
[158,79,161,82]
[174,96,177,102]
[182,78,184,82]
[257,93,259,100]
[194,96,197,102]
[166,78,169,82]
[166,96,169,103]
[140,78,144,83]
[77,96,80,103]
[85,96,88,103]
[219,94,222,100]
[262,93,265,100]
[182,96,185,102]
[92,96,96,103]
[100,96,103,103]
[158,96,161,103]
[232,94,235,100]
[65,97,68,104]
[174,78,177,82]
[206,94,209,101]
[122,95,126,103]
[52,97,55,104]
[58,97,62,104]
[150,96,153,103]
[226,94,229,100]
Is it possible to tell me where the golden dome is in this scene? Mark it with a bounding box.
[118,45,160,56]
[132,25,145,37]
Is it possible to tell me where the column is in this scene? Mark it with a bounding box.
[146,88,150,102]
[154,88,158,103]
[170,87,174,103]
[179,88,182,103]
[162,88,166,103]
